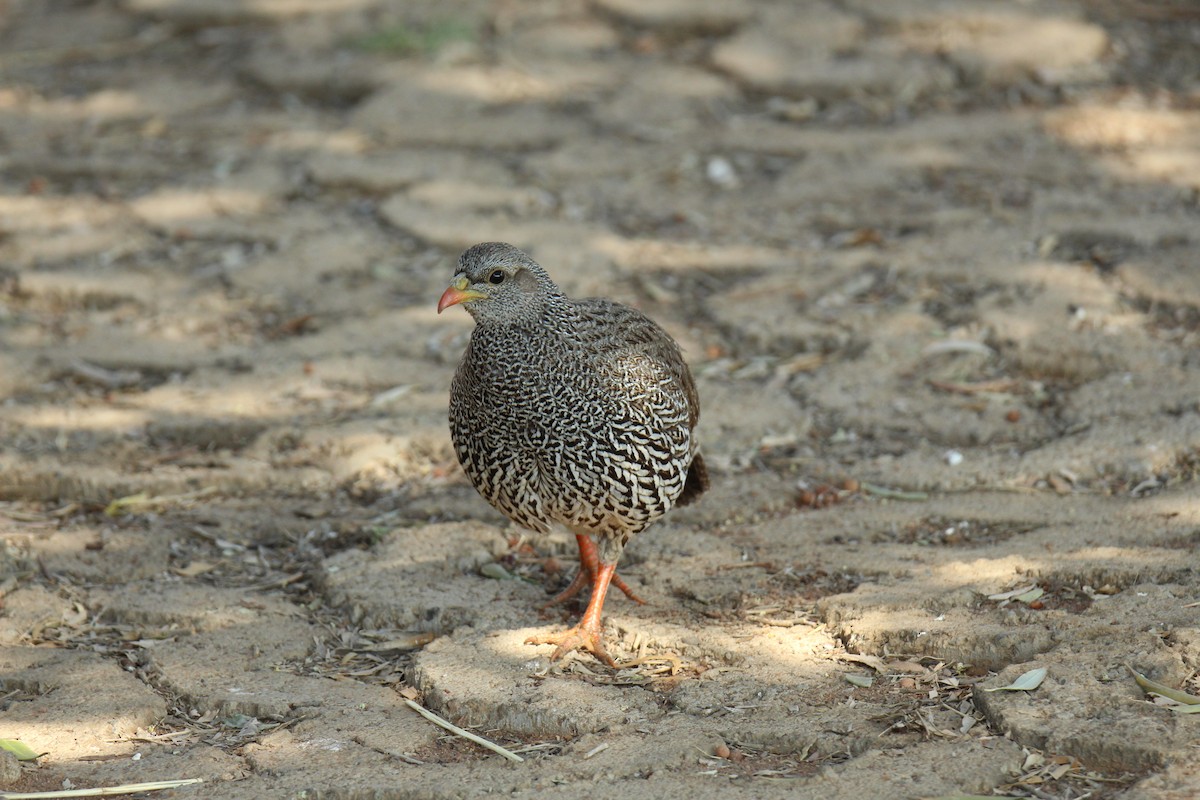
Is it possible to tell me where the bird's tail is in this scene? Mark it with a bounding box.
[676,452,710,507]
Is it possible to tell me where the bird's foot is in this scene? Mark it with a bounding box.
[540,567,645,608]
[540,534,645,609]
[525,623,618,668]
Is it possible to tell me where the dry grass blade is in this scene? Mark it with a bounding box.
[620,655,684,673]
[921,340,997,359]
[103,487,217,517]
[927,378,1020,396]
[583,742,609,759]
[861,483,929,501]
[67,360,143,389]
[403,699,524,763]
[0,778,203,798]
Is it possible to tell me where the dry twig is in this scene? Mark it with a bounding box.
[0,778,203,799]
[403,699,524,763]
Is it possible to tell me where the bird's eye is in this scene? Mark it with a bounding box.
[488,270,505,285]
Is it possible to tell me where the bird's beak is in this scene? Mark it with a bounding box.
[437,276,486,314]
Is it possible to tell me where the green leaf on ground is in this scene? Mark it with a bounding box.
[0,738,43,760]
[1166,704,1200,714]
[1130,667,1200,705]
[1015,587,1044,604]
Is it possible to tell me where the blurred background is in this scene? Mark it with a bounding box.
[1,0,1198,506]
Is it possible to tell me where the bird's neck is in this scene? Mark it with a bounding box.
[472,291,574,335]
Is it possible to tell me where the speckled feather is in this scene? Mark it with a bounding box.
[447,243,708,561]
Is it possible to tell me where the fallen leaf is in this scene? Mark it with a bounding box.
[359,632,436,652]
[1015,587,1044,604]
[1130,667,1200,705]
[988,584,1037,601]
[983,667,1047,693]
[479,562,514,580]
[836,653,887,672]
[0,738,42,760]
[889,660,932,675]
[105,492,151,517]
[173,560,217,577]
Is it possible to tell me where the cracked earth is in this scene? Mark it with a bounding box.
[1,0,1199,798]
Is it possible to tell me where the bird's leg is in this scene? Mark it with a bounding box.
[526,558,620,667]
[540,534,645,608]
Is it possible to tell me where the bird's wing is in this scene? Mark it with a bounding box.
[573,298,701,431]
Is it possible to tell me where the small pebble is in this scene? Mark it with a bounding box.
[706,157,739,188]
[523,656,551,676]
[898,677,917,690]
[714,743,731,759]
[944,449,964,466]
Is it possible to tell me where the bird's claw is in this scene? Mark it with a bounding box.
[525,625,618,668]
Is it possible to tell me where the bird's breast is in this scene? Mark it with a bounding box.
[450,323,692,535]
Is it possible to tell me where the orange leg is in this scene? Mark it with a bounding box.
[541,534,645,608]
[526,559,620,667]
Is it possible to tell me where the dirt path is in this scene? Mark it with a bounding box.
[1,1,1199,797]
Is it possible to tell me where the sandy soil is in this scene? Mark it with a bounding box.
[2,0,1199,797]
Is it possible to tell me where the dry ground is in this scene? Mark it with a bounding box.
[1,0,1199,798]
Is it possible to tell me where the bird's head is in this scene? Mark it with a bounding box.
[437,242,560,324]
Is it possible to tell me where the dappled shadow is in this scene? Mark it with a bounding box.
[1,0,1199,797]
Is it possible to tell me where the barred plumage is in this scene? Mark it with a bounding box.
[438,242,708,666]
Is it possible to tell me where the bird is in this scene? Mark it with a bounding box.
[437,242,708,667]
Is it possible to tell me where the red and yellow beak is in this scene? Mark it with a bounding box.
[437,276,487,314]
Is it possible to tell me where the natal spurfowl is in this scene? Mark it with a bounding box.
[438,242,708,666]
